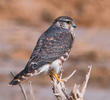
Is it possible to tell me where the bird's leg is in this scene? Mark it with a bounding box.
[58,70,64,82]
[49,71,64,82]
[53,73,60,81]
[54,73,64,82]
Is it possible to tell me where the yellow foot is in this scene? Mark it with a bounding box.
[53,73,64,82]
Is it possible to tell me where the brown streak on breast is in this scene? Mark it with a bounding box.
[48,37,54,41]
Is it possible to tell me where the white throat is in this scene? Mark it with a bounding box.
[70,26,75,38]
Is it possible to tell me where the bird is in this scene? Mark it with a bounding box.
[9,16,76,85]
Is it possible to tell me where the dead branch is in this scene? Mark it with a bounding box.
[51,65,92,100]
[51,70,76,100]
[29,81,35,100]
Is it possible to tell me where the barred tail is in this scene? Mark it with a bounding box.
[9,69,32,86]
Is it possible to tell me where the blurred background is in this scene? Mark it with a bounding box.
[0,0,110,100]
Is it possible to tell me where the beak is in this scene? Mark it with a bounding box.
[73,24,77,28]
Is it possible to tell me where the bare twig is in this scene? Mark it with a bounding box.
[63,70,76,82]
[10,72,28,100]
[51,70,76,100]
[51,65,92,100]
[70,65,92,100]
[81,65,92,97]
[29,81,35,100]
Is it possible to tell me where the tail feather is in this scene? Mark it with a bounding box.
[9,69,32,85]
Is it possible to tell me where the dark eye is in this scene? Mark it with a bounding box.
[66,21,71,24]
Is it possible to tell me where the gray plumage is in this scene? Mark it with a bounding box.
[9,16,76,85]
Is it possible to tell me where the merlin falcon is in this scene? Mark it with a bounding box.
[9,16,76,85]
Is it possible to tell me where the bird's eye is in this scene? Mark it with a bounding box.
[66,21,71,24]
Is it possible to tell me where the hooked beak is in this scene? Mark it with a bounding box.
[73,24,77,28]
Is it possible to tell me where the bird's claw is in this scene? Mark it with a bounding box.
[53,73,64,82]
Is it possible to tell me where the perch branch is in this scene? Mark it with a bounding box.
[70,65,92,100]
[51,70,76,100]
[29,81,35,100]
[51,65,92,100]
[81,65,92,97]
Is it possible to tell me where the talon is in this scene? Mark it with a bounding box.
[61,79,64,82]
[53,73,64,82]
[49,72,64,82]
[54,73,60,81]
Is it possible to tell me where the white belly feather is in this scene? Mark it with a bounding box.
[33,52,69,75]
[34,59,62,75]
[50,59,62,74]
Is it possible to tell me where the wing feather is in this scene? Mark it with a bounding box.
[25,26,74,72]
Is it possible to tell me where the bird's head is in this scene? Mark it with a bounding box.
[53,16,76,30]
